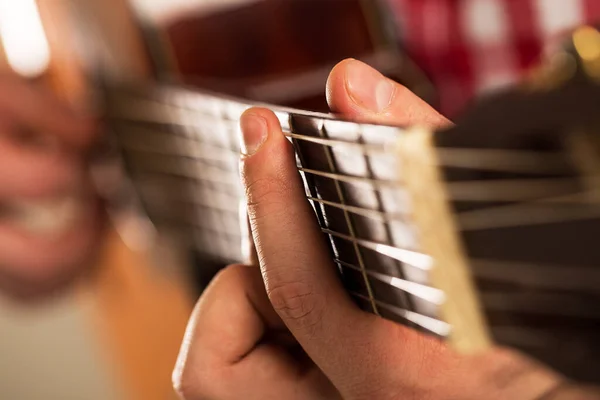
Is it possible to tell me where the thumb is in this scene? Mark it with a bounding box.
[326,59,450,128]
[239,108,376,385]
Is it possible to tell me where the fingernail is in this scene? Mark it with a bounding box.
[240,113,268,156]
[345,60,394,112]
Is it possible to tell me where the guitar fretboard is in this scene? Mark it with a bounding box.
[105,83,450,336]
[104,72,600,382]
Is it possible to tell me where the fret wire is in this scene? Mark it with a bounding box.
[350,291,451,336]
[288,118,361,311]
[298,167,400,188]
[357,125,416,314]
[307,196,405,222]
[315,120,379,315]
[335,258,445,304]
[284,132,390,154]
[323,228,433,270]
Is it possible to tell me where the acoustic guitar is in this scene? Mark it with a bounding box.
[50,0,600,385]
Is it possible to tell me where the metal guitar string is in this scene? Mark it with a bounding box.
[105,83,600,338]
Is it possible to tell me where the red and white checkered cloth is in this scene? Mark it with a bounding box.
[387,0,600,116]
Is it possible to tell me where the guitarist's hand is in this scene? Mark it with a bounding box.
[174,59,597,400]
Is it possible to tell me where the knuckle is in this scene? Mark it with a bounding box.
[266,278,324,332]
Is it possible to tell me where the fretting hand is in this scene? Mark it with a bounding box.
[173,60,598,400]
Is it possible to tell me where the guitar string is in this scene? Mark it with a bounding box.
[129,150,598,232]
[349,291,451,337]
[139,171,600,292]
[148,191,600,325]
[151,202,600,317]
[125,143,594,211]
[334,258,446,304]
[120,123,573,181]
[119,134,582,200]
[134,178,600,320]
[107,94,600,322]
[140,175,600,234]
[355,122,417,315]
[134,162,600,317]
[122,132,595,208]
[322,228,433,270]
[121,133,589,207]
[314,119,380,315]
[109,100,571,174]
[307,196,406,222]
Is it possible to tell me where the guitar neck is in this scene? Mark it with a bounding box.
[103,80,490,350]
[103,33,600,381]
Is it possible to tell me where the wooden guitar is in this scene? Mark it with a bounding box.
[49,0,600,385]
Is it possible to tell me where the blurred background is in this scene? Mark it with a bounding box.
[0,0,599,399]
